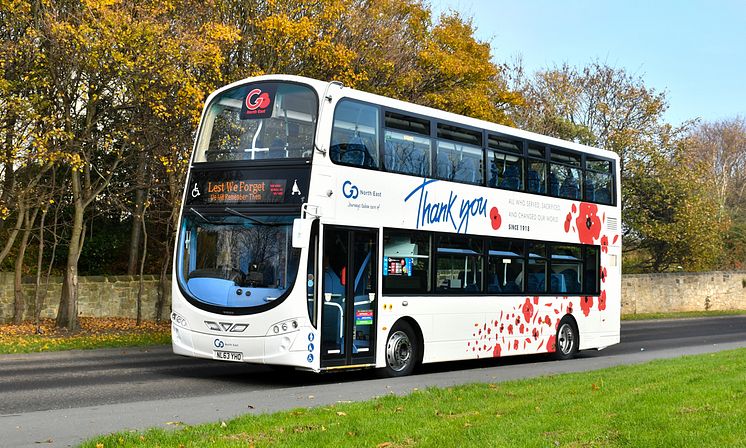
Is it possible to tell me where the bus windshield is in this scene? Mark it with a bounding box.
[194,82,318,162]
[179,214,300,309]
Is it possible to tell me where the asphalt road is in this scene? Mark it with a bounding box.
[1,316,745,447]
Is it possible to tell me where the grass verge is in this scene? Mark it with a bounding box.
[0,318,170,354]
[621,309,746,321]
[82,348,746,448]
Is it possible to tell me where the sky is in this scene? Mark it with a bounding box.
[432,0,746,126]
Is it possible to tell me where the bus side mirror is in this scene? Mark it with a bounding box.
[292,218,312,249]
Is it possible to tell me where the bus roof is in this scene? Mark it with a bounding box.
[208,74,619,162]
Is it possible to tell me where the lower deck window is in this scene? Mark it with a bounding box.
[435,235,483,293]
[383,231,430,293]
[382,229,601,296]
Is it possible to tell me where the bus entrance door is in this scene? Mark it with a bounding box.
[320,226,378,368]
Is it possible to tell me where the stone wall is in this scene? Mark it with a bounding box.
[1,271,745,322]
[621,271,746,314]
[0,272,170,323]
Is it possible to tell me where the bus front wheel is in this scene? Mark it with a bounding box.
[380,321,418,377]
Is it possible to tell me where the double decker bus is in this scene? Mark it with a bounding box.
[172,75,621,376]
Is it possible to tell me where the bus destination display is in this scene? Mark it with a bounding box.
[203,179,286,203]
[187,166,311,206]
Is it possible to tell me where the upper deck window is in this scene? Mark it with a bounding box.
[194,82,318,163]
[585,157,614,205]
[330,100,380,168]
[488,135,524,191]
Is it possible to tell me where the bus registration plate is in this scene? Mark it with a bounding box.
[214,350,243,361]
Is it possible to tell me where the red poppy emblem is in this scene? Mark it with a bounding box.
[547,335,557,353]
[575,202,602,244]
[580,296,594,316]
[490,207,502,230]
[522,297,534,323]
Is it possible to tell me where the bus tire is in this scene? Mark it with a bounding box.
[553,317,579,360]
[380,320,419,377]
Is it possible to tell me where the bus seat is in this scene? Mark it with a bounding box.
[458,157,478,184]
[560,174,579,199]
[500,164,521,190]
[561,269,581,294]
[595,188,610,204]
[549,172,560,196]
[415,149,430,176]
[527,170,543,193]
[437,159,451,180]
[527,272,545,292]
[584,177,596,202]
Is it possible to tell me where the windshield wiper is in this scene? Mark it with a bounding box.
[189,208,218,223]
[224,207,272,226]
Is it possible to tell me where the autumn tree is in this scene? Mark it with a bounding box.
[33,0,235,329]
[690,118,746,268]
[512,61,727,272]
[623,131,726,272]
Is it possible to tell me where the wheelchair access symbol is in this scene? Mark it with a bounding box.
[191,183,201,198]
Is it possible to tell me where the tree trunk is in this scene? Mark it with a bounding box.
[57,171,85,330]
[127,154,147,275]
[13,208,37,324]
[34,207,47,326]
[156,221,172,323]
[0,204,24,267]
[136,194,149,326]
[127,187,146,275]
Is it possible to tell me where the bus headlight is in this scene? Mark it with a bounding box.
[171,312,188,328]
[268,319,300,336]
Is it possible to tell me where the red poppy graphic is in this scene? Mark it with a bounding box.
[513,340,519,350]
[522,297,534,323]
[600,266,607,283]
[567,302,573,314]
[490,207,502,230]
[547,335,557,353]
[575,202,602,244]
[580,296,594,316]
[564,212,572,233]
[600,235,609,253]
[598,290,607,311]
[532,328,539,340]
[493,344,502,357]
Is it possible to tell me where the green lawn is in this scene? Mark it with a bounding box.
[82,348,746,448]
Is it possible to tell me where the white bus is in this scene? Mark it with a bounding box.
[172,75,621,376]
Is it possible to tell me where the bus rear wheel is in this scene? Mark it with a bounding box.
[380,321,418,377]
[553,317,579,360]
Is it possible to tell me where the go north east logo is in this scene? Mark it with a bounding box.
[342,180,382,211]
[342,180,359,199]
[245,88,271,111]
